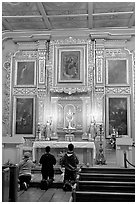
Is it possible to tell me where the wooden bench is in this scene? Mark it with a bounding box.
[79,167,135,174]
[72,191,135,202]
[76,181,135,193]
[78,173,135,182]
[72,167,135,202]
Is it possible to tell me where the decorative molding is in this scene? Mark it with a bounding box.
[15,50,37,59]
[89,32,132,41]
[38,59,46,84]
[3,61,11,70]
[13,88,37,95]
[105,87,131,94]
[38,50,46,59]
[104,40,127,48]
[37,88,47,98]
[50,87,92,95]
[53,36,88,45]
[88,40,93,88]
[17,42,38,50]
[105,49,123,57]
[47,37,93,94]
[2,60,11,134]
[95,87,104,93]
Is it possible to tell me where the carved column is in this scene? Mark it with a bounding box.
[2,53,13,136]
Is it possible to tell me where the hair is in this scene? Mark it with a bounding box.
[68,143,74,151]
[23,152,30,159]
[46,146,50,153]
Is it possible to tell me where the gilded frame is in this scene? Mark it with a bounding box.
[12,96,36,137]
[54,45,86,85]
[14,60,36,87]
[106,58,129,85]
[106,95,130,138]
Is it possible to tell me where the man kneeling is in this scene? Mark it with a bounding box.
[39,146,56,190]
[60,143,79,191]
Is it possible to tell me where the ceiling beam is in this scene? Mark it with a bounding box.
[2,11,134,19]
[128,9,135,28]
[2,18,13,31]
[36,2,52,30]
[2,15,42,18]
[88,2,94,29]
[93,11,134,16]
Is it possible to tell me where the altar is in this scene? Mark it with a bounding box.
[33,141,96,166]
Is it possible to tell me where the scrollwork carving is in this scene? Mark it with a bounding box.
[15,50,37,59]
[37,89,47,98]
[2,59,11,134]
[13,88,37,95]
[53,36,88,45]
[50,87,92,95]
[105,49,123,57]
[105,87,131,94]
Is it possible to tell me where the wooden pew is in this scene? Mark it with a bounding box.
[72,191,135,202]
[72,167,135,202]
[78,172,135,182]
[76,181,135,193]
[80,167,135,174]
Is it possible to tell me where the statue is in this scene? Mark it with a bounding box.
[88,120,97,141]
[43,120,52,140]
[37,123,41,140]
[96,143,106,165]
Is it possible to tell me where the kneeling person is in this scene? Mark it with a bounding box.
[61,143,79,191]
[18,152,35,191]
[39,146,56,189]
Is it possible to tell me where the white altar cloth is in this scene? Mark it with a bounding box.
[33,141,96,161]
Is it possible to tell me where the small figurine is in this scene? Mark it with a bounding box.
[96,143,106,165]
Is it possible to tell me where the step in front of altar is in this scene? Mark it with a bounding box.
[30,167,64,188]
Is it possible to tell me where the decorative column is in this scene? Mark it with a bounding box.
[37,38,51,140]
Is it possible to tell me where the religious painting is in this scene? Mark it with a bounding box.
[106,96,130,138]
[55,45,86,84]
[106,59,128,85]
[60,51,80,81]
[13,97,35,136]
[15,60,36,86]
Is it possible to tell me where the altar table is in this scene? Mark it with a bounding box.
[33,141,96,166]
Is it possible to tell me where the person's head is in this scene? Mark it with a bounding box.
[23,152,30,159]
[68,143,74,152]
[46,146,50,153]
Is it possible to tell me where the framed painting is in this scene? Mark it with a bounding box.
[15,60,36,86]
[55,45,86,84]
[106,95,130,138]
[106,59,129,85]
[13,96,36,137]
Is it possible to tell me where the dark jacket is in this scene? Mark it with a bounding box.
[61,150,79,171]
[39,152,56,172]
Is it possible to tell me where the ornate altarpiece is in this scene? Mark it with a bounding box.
[2,37,134,141]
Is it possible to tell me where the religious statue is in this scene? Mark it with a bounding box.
[96,143,106,165]
[88,120,97,141]
[43,120,52,140]
[37,123,41,140]
[110,128,118,149]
